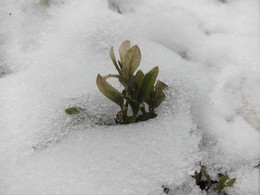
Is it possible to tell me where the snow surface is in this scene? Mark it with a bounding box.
[0,0,259,194]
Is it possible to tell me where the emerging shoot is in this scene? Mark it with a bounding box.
[96,40,168,124]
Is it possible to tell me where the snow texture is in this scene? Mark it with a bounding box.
[0,0,259,194]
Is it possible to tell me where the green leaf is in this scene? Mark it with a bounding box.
[133,70,144,98]
[96,74,124,106]
[110,47,121,74]
[217,175,228,190]
[218,175,228,185]
[122,45,141,81]
[225,178,236,187]
[145,81,167,109]
[134,70,144,87]
[137,66,159,103]
[155,80,168,91]
[144,91,153,106]
[65,107,83,115]
[147,80,167,108]
[119,40,130,65]
[152,91,166,108]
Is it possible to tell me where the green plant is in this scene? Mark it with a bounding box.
[192,165,236,195]
[96,40,167,124]
[216,174,236,194]
[192,165,216,192]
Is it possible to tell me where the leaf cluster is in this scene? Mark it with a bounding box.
[192,165,236,195]
[216,174,236,194]
[96,40,167,124]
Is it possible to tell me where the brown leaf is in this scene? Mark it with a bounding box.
[96,74,124,106]
[119,40,131,65]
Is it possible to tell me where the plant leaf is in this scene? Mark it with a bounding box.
[217,175,228,190]
[155,80,168,91]
[110,47,121,74]
[96,74,124,106]
[122,45,141,81]
[65,107,83,115]
[153,91,166,108]
[133,70,144,98]
[225,178,236,187]
[145,80,167,109]
[119,40,130,65]
[134,70,144,87]
[148,80,168,109]
[144,91,153,106]
[137,66,159,103]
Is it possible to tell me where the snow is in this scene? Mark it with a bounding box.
[0,0,259,194]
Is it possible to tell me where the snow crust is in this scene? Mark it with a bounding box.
[0,0,259,194]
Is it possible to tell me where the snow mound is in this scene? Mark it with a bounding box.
[0,0,259,194]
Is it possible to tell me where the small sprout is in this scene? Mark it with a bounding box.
[65,41,167,125]
[65,107,84,115]
[216,175,236,194]
[96,40,168,124]
[191,166,216,191]
[192,165,236,194]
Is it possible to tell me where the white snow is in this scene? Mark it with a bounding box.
[0,0,259,194]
